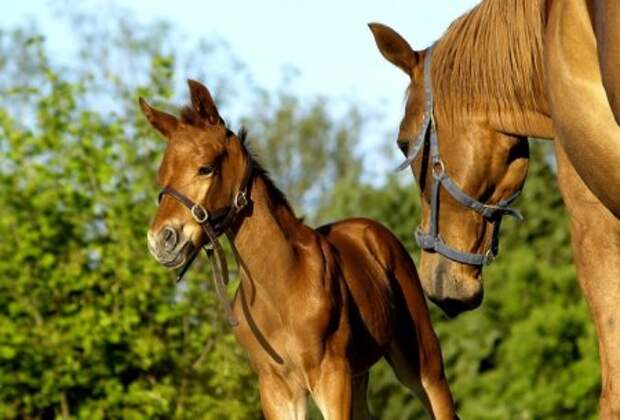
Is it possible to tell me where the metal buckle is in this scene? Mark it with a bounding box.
[190,204,209,223]
[233,191,248,210]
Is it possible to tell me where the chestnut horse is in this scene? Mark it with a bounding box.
[140,80,457,419]
[369,0,620,417]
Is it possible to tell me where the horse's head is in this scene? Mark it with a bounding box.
[140,80,249,269]
[370,23,529,316]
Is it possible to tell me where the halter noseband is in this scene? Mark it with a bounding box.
[397,45,523,267]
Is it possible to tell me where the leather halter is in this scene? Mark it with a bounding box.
[158,162,253,325]
[157,159,286,365]
[396,45,523,266]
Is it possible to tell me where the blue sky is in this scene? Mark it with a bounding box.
[2,0,480,175]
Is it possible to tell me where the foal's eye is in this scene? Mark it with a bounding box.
[197,164,215,176]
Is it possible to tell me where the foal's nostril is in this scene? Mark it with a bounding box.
[161,226,178,251]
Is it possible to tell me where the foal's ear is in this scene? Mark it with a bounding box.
[139,97,178,138]
[368,23,419,75]
[187,79,221,125]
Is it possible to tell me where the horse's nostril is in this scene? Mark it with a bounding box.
[162,227,178,250]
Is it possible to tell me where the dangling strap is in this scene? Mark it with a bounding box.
[202,223,238,326]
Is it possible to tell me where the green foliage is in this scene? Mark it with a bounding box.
[0,19,260,420]
[241,89,364,214]
[0,7,601,420]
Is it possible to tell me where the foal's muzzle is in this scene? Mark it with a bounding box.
[147,225,196,269]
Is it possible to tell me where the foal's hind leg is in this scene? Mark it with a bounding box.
[351,372,373,420]
[386,339,455,420]
[388,262,457,419]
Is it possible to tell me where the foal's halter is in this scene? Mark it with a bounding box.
[397,46,523,266]
[158,162,253,326]
[157,159,286,365]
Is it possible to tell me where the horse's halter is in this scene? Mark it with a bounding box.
[397,45,523,266]
[155,155,286,365]
[157,158,253,325]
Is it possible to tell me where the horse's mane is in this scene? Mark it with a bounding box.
[429,0,547,122]
[239,128,296,215]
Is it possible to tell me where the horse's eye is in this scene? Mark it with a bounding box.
[197,164,215,176]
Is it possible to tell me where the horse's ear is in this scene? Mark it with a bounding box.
[139,97,178,138]
[187,79,221,125]
[368,23,419,75]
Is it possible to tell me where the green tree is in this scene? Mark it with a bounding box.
[0,8,365,419]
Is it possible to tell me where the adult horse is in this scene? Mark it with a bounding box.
[140,80,458,419]
[369,0,620,417]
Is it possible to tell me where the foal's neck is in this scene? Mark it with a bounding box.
[230,175,309,293]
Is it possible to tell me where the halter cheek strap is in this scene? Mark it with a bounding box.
[397,45,524,266]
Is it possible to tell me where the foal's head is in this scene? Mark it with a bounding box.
[370,24,529,316]
[141,80,249,269]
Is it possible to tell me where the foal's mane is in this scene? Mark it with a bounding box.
[180,105,295,214]
[240,129,296,215]
[429,0,547,122]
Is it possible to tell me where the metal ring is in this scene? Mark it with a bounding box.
[234,191,248,210]
[432,160,445,178]
[190,204,209,223]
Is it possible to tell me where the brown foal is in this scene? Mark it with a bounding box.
[140,80,457,419]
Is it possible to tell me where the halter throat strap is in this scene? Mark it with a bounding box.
[397,45,523,266]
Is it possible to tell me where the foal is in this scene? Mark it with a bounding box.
[141,80,457,419]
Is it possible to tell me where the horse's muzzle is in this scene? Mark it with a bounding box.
[147,226,195,269]
[420,255,484,317]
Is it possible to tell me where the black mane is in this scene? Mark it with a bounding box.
[239,128,295,214]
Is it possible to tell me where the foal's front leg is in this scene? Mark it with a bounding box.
[312,356,353,420]
[258,372,308,420]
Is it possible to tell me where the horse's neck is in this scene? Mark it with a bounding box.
[231,176,308,298]
[487,105,555,139]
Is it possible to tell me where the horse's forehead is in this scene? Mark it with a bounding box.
[158,137,221,183]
